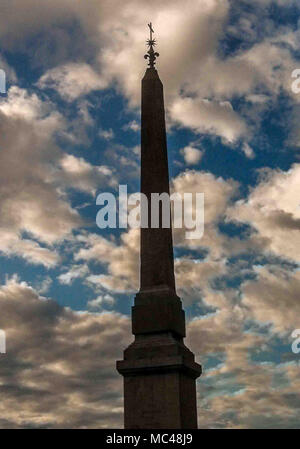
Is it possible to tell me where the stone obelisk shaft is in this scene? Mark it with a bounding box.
[140,67,176,295]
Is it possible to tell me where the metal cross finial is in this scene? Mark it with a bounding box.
[144,23,159,68]
[148,23,154,41]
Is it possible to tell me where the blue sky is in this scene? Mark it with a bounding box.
[0,0,299,428]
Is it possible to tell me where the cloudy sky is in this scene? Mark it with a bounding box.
[0,0,299,429]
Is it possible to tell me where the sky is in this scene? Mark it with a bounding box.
[0,0,299,429]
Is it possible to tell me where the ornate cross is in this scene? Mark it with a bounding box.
[144,23,159,68]
[148,22,154,41]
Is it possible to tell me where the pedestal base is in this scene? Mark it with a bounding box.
[117,332,201,429]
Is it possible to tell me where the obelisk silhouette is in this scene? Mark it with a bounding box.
[117,24,202,429]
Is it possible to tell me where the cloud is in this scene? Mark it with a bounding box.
[1,0,298,100]
[175,257,228,305]
[173,170,239,227]
[181,146,203,165]
[186,284,300,428]
[72,169,241,298]
[227,164,300,261]
[0,237,60,268]
[58,264,90,285]
[87,294,115,311]
[1,275,299,429]
[171,170,240,260]
[73,170,240,297]
[0,86,118,266]
[0,0,298,148]
[76,230,140,293]
[242,143,255,159]
[35,276,53,294]
[0,276,130,428]
[0,87,81,265]
[104,144,140,182]
[99,128,114,141]
[242,267,300,334]
[59,153,116,195]
[38,63,107,101]
[123,120,140,132]
[170,97,247,143]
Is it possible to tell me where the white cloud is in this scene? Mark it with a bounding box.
[170,97,247,143]
[87,294,115,311]
[0,87,82,264]
[76,229,140,293]
[227,164,300,261]
[181,146,203,165]
[123,120,140,132]
[172,170,239,256]
[58,264,89,285]
[242,142,255,159]
[242,267,300,334]
[99,128,114,140]
[0,86,118,266]
[245,94,270,104]
[59,153,116,195]
[0,0,298,148]
[38,63,107,101]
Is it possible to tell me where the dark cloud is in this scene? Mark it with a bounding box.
[0,277,130,428]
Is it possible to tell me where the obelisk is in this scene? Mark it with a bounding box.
[117,24,202,429]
